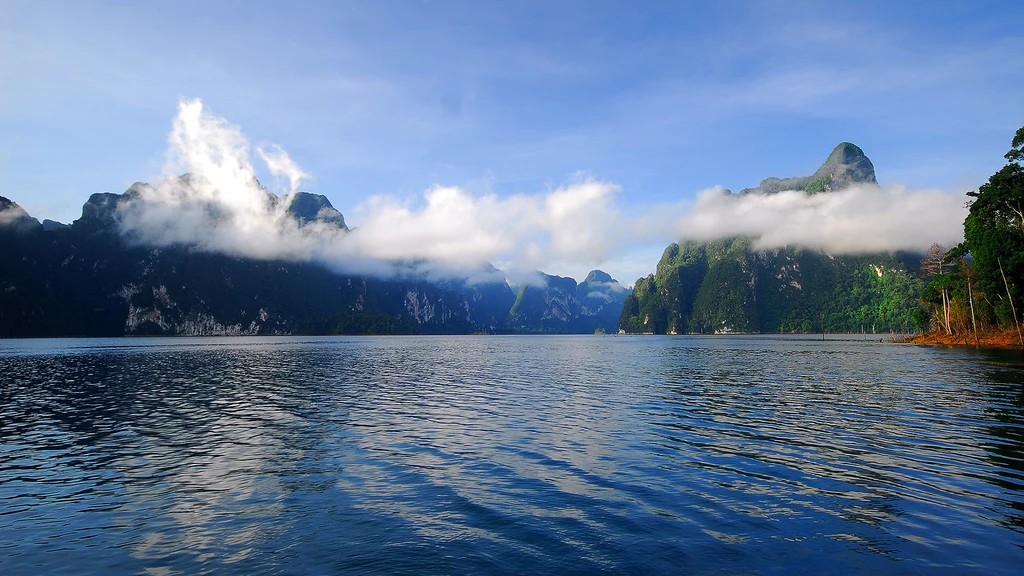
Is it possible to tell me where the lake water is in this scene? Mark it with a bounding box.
[1,335,1022,574]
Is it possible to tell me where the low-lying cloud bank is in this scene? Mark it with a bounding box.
[677,184,966,253]
[112,98,967,284]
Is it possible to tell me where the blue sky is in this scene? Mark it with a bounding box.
[2,0,1023,282]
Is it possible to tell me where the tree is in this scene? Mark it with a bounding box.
[1005,126,1024,164]
[920,244,955,335]
[920,243,950,277]
[959,257,981,346]
[962,125,1024,344]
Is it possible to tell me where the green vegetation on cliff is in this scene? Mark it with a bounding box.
[620,142,923,334]
[619,240,922,334]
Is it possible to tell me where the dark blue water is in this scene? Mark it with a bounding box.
[1,335,1022,574]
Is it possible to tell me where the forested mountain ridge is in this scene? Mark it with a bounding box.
[618,144,923,334]
[0,188,626,337]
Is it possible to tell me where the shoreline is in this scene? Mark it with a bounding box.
[897,329,1024,349]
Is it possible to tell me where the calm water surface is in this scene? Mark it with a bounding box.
[1,335,1023,574]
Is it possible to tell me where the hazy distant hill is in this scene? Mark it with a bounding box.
[506,270,629,334]
[618,144,923,334]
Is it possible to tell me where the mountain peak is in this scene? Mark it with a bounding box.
[828,141,865,161]
[286,192,347,230]
[581,270,614,286]
[740,142,877,195]
[73,192,125,233]
[811,142,876,191]
[0,196,42,233]
[42,219,69,231]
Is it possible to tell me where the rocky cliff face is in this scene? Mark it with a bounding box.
[619,143,921,334]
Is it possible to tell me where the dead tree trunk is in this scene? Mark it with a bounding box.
[942,288,952,335]
[968,279,979,347]
[999,259,1023,347]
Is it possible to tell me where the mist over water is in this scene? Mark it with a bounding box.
[1,336,1022,574]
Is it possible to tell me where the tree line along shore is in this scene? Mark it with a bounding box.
[907,126,1024,349]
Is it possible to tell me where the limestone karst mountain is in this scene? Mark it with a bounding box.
[618,143,922,334]
[739,142,877,195]
[0,187,623,336]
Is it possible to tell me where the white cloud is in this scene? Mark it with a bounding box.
[334,179,623,269]
[115,98,969,285]
[257,143,310,194]
[677,185,967,253]
[117,99,633,283]
[118,100,331,262]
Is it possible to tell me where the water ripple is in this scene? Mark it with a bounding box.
[1,335,1023,574]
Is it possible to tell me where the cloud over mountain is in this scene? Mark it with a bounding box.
[677,184,967,253]
[115,99,969,283]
